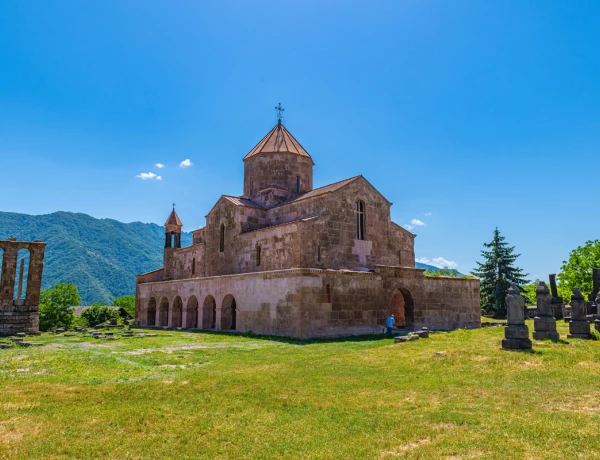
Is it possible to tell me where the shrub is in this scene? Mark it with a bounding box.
[39,282,81,331]
[81,306,119,327]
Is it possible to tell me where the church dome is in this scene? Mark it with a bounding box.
[243,120,314,203]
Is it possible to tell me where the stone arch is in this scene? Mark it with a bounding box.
[186,295,198,328]
[158,297,169,327]
[220,294,237,331]
[147,298,157,326]
[390,288,414,329]
[13,249,30,300]
[172,296,183,328]
[202,295,216,329]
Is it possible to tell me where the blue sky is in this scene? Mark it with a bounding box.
[1,0,599,280]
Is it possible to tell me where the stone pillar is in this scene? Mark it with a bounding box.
[215,307,222,330]
[25,244,45,306]
[155,308,160,327]
[595,291,600,333]
[502,283,532,350]
[0,244,17,301]
[167,306,173,328]
[568,287,591,339]
[181,309,188,329]
[549,274,564,320]
[532,282,559,341]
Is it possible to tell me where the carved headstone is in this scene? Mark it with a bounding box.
[567,287,591,339]
[532,282,559,341]
[595,291,600,333]
[502,283,532,350]
[549,274,564,319]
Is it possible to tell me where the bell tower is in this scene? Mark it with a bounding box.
[164,205,183,249]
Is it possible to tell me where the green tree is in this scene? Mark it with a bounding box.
[557,240,600,302]
[81,305,119,327]
[471,228,529,317]
[39,282,81,331]
[113,295,135,317]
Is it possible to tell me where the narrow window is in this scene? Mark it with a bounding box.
[250,179,254,195]
[326,284,331,303]
[317,245,321,262]
[219,224,225,252]
[256,245,261,266]
[192,258,196,275]
[171,232,175,248]
[356,200,365,240]
[398,250,402,266]
[296,176,300,194]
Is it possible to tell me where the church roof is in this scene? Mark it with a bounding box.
[243,121,312,162]
[223,196,265,209]
[164,209,183,226]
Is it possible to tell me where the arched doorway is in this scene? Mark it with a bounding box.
[147,298,157,326]
[158,297,169,327]
[202,295,216,329]
[390,288,414,329]
[172,296,183,328]
[221,294,237,331]
[186,296,198,329]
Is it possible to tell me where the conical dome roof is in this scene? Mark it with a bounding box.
[164,209,183,227]
[243,120,312,163]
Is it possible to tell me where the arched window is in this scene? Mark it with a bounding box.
[192,258,196,275]
[326,284,331,303]
[14,249,30,300]
[256,245,261,266]
[219,224,225,253]
[356,200,365,240]
[296,176,300,194]
[170,232,175,248]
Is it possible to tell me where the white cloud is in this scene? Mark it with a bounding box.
[403,218,426,230]
[417,256,458,269]
[155,163,165,169]
[424,212,432,216]
[136,172,160,180]
[179,159,192,168]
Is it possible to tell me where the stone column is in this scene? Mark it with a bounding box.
[549,274,564,319]
[532,282,559,341]
[0,244,17,302]
[155,308,160,327]
[502,283,532,350]
[181,309,188,329]
[595,291,600,333]
[567,287,591,339]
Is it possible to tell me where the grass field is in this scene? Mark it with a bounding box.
[1,321,600,459]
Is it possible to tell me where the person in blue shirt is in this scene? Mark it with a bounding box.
[386,314,395,338]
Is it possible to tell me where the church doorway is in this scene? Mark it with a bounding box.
[390,288,414,329]
[186,296,198,329]
[221,294,237,331]
[158,297,169,327]
[203,295,216,329]
[147,298,156,326]
[172,296,183,328]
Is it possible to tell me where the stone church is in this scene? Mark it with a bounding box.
[135,119,480,337]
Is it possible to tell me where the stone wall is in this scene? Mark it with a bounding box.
[136,267,480,338]
[0,239,46,336]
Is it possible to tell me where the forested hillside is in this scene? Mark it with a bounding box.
[0,212,191,304]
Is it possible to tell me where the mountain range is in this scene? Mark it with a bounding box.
[0,211,458,304]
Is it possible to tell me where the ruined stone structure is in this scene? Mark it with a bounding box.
[0,238,46,336]
[135,120,480,338]
[502,282,532,350]
[532,281,559,341]
[568,287,591,339]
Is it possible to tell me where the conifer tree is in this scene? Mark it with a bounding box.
[471,228,529,317]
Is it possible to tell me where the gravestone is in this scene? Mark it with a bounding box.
[502,283,532,350]
[595,291,600,333]
[549,274,564,319]
[568,287,591,339]
[533,282,559,341]
[589,268,600,315]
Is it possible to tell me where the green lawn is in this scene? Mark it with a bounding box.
[1,321,599,459]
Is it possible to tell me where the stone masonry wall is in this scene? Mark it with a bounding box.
[244,153,313,198]
[0,239,46,336]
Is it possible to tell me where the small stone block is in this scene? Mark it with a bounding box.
[532,330,560,341]
[16,333,26,337]
[569,321,591,335]
[502,337,532,350]
[394,336,409,343]
[504,325,529,339]
[0,343,14,349]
